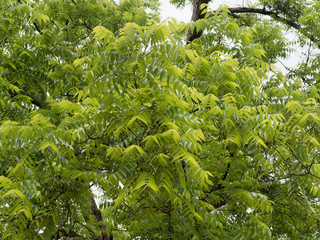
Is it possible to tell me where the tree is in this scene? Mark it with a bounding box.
[1,0,320,238]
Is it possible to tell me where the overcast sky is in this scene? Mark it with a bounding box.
[158,0,303,72]
[159,0,246,22]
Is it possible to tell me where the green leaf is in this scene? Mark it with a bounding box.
[124,145,145,157]
[38,141,59,153]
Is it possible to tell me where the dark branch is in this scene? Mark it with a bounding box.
[33,22,43,35]
[26,93,43,108]
[226,7,301,29]
[187,0,210,43]
[187,3,320,46]
[223,7,320,45]
[89,197,113,240]
[17,1,43,34]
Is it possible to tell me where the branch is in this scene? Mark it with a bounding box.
[181,160,189,183]
[222,7,320,45]
[75,221,95,237]
[188,4,320,46]
[187,0,210,43]
[33,22,43,35]
[225,7,301,29]
[89,197,113,240]
[24,93,44,108]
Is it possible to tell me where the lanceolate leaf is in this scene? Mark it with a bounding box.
[1,0,320,239]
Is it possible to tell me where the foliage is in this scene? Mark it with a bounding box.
[169,0,191,9]
[260,0,306,20]
[1,0,320,239]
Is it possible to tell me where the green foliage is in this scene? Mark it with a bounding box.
[260,0,307,21]
[1,0,320,239]
[169,0,192,9]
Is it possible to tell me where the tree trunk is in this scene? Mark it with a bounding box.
[187,0,210,43]
[90,197,113,240]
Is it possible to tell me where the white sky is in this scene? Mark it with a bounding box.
[159,0,247,22]
[158,0,305,72]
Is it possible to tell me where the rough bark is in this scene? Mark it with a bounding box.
[90,197,113,240]
[186,0,210,43]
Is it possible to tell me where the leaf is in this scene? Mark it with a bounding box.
[73,58,86,67]
[134,172,147,190]
[124,145,145,157]
[285,101,302,114]
[160,129,181,143]
[38,141,59,153]
[142,135,161,149]
[92,26,114,43]
[0,176,13,189]
[3,189,25,199]
[146,174,159,192]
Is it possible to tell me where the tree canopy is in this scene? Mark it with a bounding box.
[1,0,320,239]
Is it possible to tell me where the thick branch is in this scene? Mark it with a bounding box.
[225,7,320,45]
[26,93,44,108]
[90,197,113,240]
[187,0,210,43]
[188,4,320,45]
[226,7,301,30]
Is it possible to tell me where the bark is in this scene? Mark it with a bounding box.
[225,7,301,29]
[186,0,210,43]
[90,197,113,240]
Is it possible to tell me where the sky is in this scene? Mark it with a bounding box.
[158,0,303,72]
[159,0,247,22]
